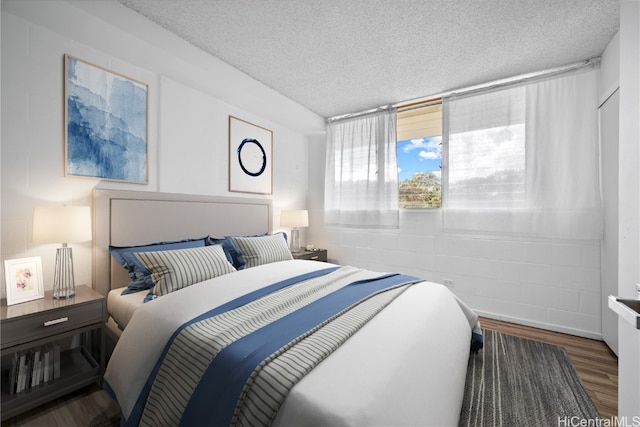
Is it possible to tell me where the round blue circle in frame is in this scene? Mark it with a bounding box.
[237,138,267,177]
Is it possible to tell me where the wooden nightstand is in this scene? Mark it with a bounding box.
[0,285,104,421]
[292,249,328,262]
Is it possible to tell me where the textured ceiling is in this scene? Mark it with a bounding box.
[116,0,619,118]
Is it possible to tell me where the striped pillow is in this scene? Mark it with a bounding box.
[228,233,293,269]
[134,245,236,297]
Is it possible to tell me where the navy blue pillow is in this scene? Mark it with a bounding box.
[110,237,208,294]
[207,237,238,267]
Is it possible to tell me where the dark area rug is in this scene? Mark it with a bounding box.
[459,329,600,427]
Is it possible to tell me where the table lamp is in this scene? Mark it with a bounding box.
[32,205,92,299]
[280,210,308,253]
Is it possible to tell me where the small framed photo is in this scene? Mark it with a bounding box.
[4,257,44,306]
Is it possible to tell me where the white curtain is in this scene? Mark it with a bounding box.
[443,67,603,239]
[324,108,399,228]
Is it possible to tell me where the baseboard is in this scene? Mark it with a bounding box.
[475,310,604,341]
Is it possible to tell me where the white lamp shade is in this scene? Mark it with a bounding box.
[32,205,92,244]
[280,210,309,228]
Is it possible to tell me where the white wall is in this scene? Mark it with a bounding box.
[309,141,603,339]
[0,0,324,299]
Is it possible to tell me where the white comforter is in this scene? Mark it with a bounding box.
[104,260,479,427]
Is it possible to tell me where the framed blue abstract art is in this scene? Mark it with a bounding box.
[64,54,148,183]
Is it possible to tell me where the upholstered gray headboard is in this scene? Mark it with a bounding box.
[92,189,272,296]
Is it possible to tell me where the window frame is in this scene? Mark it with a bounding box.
[396,99,443,210]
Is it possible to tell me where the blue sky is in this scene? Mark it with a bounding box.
[397,136,442,181]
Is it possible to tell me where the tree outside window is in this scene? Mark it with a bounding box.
[396,102,442,209]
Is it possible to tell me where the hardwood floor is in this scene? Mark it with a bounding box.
[1,318,618,426]
[480,316,618,419]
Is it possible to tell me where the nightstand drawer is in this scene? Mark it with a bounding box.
[0,285,104,421]
[1,300,103,348]
[292,249,328,262]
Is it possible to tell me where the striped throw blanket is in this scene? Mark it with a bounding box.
[126,266,420,427]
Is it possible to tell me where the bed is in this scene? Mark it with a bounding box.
[94,189,482,427]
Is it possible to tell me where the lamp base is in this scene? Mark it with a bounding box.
[53,246,75,299]
[290,228,301,253]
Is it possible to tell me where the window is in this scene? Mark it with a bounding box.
[446,87,526,209]
[442,68,602,239]
[396,101,442,209]
[392,67,601,239]
[396,93,525,211]
[325,108,399,228]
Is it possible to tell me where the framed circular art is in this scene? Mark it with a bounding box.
[237,138,267,177]
[228,116,273,194]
